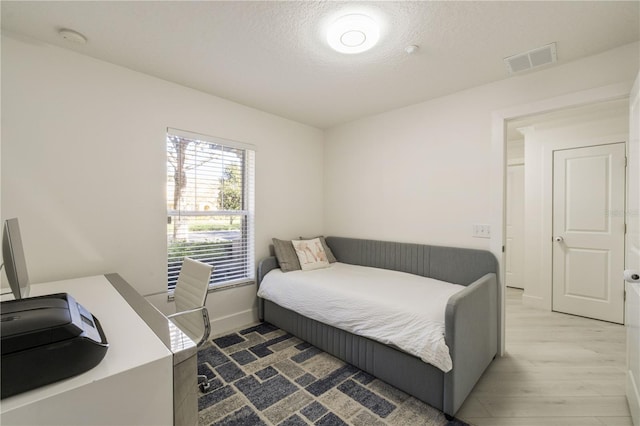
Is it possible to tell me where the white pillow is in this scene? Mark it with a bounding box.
[291,238,330,271]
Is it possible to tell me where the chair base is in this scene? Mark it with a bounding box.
[198,374,210,392]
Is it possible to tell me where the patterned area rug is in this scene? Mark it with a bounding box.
[197,323,470,426]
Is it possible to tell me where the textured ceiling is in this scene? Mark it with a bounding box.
[2,1,639,129]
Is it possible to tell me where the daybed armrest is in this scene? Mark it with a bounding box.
[258,256,279,286]
[443,272,498,415]
[257,256,280,320]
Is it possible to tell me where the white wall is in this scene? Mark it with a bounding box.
[1,33,324,332]
[521,100,629,309]
[3,33,639,334]
[324,42,639,249]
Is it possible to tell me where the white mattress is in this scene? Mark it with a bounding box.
[257,262,465,372]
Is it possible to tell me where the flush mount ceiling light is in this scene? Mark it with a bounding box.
[327,14,380,54]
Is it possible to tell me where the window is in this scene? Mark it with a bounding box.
[166,128,255,292]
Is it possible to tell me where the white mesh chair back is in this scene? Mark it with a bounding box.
[172,257,213,342]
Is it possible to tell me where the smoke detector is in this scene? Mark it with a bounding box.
[58,28,87,44]
[504,42,557,74]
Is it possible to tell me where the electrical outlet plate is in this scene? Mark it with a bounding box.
[473,224,491,238]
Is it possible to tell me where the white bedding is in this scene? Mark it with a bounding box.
[257,262,465,372]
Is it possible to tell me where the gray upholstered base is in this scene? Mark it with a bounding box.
[264,299,446,411]
[258,236,499,416]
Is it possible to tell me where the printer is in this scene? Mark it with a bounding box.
[1,293,108,398]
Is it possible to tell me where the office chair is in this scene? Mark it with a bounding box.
[167,257,213,392]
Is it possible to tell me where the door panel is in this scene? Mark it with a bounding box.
[565,155,609,232]
[564,248,608,299]
[552,143,626,323]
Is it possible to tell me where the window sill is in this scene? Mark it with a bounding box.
[167,279,255,301]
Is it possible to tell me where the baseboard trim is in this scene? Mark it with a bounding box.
[521,293,546,310]
[628,370,640,426]
[210,309,258,337]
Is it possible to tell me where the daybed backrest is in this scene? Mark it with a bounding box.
[325,236,497,286]
[325,237,430,277]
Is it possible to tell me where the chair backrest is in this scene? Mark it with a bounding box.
[173,257,213,341]
[174,257,213,311]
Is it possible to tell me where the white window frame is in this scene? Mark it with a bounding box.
[166,128,255,293]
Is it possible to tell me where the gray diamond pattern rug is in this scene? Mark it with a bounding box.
[197,323,470,426]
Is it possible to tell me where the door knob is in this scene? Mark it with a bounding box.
[553,236,564,242]
[624,270,640,283]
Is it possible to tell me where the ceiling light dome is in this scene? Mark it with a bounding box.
[327,14,380,54]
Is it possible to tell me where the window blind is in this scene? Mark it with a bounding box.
[166,129,255,291]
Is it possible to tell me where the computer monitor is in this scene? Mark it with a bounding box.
[2,218,30,300]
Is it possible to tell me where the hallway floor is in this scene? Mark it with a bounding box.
[457,287,632,426]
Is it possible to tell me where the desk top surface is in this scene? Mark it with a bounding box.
[1,275,172,412]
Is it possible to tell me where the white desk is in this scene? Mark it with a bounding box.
[0,275,196,425]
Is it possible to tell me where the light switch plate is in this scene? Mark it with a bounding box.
[473,224,491,238]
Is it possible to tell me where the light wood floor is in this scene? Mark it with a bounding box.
[457,287,632,426]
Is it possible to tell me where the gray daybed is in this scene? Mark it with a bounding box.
[257,236,498,417]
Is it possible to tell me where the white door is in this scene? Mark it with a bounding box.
[552,143,626,324]
[625,72,640,425]
[626,76,640,303]
[506,164,525,289]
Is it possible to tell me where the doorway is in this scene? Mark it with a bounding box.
[504,99,628,323]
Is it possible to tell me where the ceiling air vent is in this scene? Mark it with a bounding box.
[504,42,557,74]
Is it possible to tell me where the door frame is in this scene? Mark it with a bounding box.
[490,81,633,355]
[505,161,525,290]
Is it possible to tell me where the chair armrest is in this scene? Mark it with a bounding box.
[167,306,207,319]
[168,306,211,347]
